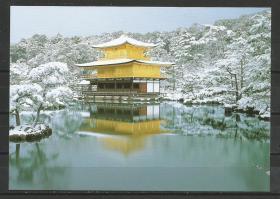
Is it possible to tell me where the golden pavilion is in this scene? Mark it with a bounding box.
[76,35,173,101]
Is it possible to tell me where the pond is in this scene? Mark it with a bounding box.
[9,102,270,191]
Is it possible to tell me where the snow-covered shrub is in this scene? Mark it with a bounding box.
[10,61,74,127]
[45,86,73,108]
[10,84,43,125]
[28,62,74,125]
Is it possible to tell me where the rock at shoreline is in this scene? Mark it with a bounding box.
[259,112,270,121]
[224,104,237,116]
[9,124,52,142]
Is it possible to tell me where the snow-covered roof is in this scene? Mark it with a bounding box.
[75,58,174,67]
[92,35,157,48]
[139,60,174,65]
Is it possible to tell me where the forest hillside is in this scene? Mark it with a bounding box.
[10,10,271,118]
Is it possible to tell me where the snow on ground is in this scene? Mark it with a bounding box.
[259,111,270,120]
[80,112,90,117]
[21,110,63,117]
[9,124,52,142]
[163,92,184,101]
[10,124,47,135]
[78,80,90,85]
[163,94,270,119]
[77,131,118,138]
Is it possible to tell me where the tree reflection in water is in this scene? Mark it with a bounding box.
[9,142,63,189]
[9,102,270,191]
[51,110,84,139]
[160,102,269,141]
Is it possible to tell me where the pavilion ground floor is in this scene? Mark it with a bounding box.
[78,77,164,101]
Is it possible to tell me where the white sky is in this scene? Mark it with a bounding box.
[11,6,269,43]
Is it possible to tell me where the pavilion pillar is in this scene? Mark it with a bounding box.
[153,79,155,94]
[159,79,161,94]
[145,78,148,93]
[131,78,134,94]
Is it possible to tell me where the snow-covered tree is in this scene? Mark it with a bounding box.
[28,62,73,126]
[10,62,30,85]
[10,84,42,125]
[10,62,74,126]
[9,9,271,117]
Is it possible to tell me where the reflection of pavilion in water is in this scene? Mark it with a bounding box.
[79,103,165,155]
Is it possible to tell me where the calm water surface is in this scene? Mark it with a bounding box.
[9,102,270,191]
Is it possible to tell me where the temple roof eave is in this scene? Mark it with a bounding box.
[92,42,157,49]
[75,59,174,67]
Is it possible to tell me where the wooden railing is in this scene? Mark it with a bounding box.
[97,89,137,92]
[80,74,167,80]
[80,74,97,79]
[82,90,159,97]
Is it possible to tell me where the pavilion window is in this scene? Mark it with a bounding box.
[99,83,106,89]
[124,83,130,89]
[132,109,140,116]
[81,70,89,75]
[105,108,115,114]
[117,83,123,89]
[123,110,130,115]
[116,109,123,115]
[133,83,139,89]
[106,83,115,89]
[98,108,105,113]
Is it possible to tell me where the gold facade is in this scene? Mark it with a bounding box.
[86,63,161,79]
[102,44,150,60]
